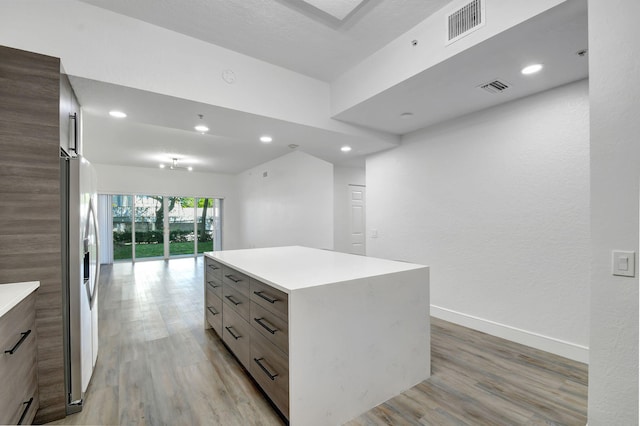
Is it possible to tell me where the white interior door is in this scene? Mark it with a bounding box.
[349,185,366,255]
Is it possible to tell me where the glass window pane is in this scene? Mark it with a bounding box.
[169,197,195,256]
[197,198,215,253]
[213,199,222,251]
[135,195,164,259]
[112,195,133,261]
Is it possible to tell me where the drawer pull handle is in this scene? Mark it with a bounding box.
[17,397,34,425]
[5,329,31,355]
[225,295,242,306]
[254,317,278,334]
[225,274,242,283]
[254,291,278,304]
[254,357,278,381]
[207,281,220,289]
[207,306,219,316]
[225,326,241,340]
[208,264,220,271]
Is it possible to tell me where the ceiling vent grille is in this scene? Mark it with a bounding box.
[446,0,485,45]
[479,79,510,94]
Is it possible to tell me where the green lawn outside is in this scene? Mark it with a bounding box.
[114,241,214,260]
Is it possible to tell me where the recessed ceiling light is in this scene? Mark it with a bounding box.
[521,64,543,75]
[195,125,209,133]
[400,112,414,119]
[109,110,127,118]
[159,164,165,169]
[187,166,193,171]
[341,146,352,152]
[260,135,273,143]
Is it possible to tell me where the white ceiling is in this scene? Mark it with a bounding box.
[336,0,589,134]
[78,0,453,81]
[72,77,392,173]
[72,0,588,175]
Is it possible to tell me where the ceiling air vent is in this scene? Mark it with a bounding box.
[479,79,510,94]
[446,0,485,45]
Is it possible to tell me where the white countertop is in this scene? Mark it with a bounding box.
[0,281,39,318]
[205,246,427,293]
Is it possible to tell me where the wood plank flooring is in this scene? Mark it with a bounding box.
[48,258,587,426]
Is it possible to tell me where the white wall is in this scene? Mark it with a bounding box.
[93,163,241,250]
[366,80,590,361]
[588,0,640,423]
[237,151,333,249]
[333,166,366,253]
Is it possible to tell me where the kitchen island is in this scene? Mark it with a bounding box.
[204,246,430,425]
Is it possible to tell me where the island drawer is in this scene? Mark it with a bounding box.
[205,289,223,337]
[223,284,250,320]
[205,276,223,299]
[250,327,289,418]
[250,302,288,355]
[222,306,251,369]
[222,266,250,296]
[250,279,288,321]
[205,258,223,280]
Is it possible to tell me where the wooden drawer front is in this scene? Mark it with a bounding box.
[0,292,38,426]
[250,302,288,355]
[205,289,223,337]
[205,275,223,299]
[249,328,289,418]
[15,391,38,425]
[222,307,251,369]
[251,279,288,322]
[222,266,250,297]
[205,258,223,280]
[7,361,38,425]
[223,284,250,320]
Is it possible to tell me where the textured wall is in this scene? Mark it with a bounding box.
[0,45,66,423]
[366,80,590,361]
[588,0,640,423]
[237,151,333,250]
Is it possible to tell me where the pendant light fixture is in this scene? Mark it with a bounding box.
[194,114,209,133]
[159,157,193,171]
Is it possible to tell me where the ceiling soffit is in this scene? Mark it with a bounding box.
[277,0,373,29]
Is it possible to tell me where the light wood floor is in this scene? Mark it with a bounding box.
[49,257,587,426]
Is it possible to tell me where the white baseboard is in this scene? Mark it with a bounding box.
[430,305,589,363]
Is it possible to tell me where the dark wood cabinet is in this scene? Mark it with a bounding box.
[0,291,39,425]
[0,45,66,423]
[204,257,290,419]
[60,71,80,156]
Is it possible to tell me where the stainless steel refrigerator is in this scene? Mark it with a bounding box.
[60,151,100,414]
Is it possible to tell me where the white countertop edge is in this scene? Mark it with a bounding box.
[204,246,428,293]
[204,254,295,294]
[0,281,40,318]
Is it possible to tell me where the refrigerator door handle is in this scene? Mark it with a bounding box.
[84,197,100,310]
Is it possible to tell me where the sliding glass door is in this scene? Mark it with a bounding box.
[169,197,195,256]
[105,194,222,262]
[112,195,133,261]
[134,195,165,259]
[197,198,222,253]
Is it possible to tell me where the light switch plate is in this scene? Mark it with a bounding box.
[612,250,636,277]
